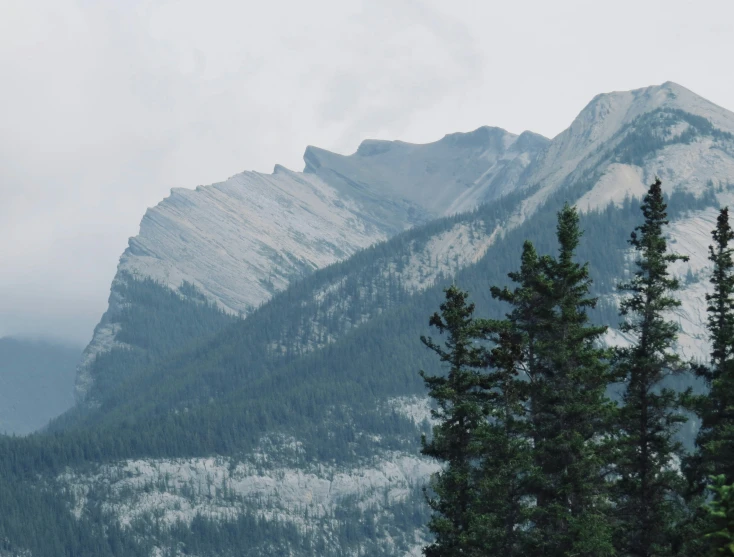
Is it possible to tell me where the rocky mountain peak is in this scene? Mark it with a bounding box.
[304,126,547,216]
[75,82,734,405]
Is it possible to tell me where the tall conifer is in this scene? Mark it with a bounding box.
[419,286,488,557]
[492,205,616,556]
[531,204,616,557]
[613,178,690,557]
[695,207,734,485]
[468,327,532,557]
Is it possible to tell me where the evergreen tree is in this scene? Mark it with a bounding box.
[468,326,532,557]
[704,475,734,555]
[694,207,734,486]
[419,285,488,557]
[530,204,616,557]
[492,205,616,557]
[613,178,690,557]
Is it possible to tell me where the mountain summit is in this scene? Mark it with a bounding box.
[75,124,547,401]
[75,82,734,403]
[304,126,548,215]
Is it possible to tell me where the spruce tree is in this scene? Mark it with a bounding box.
[419,285,488,557]
[695,207,734,486]
[492,205,616,557]
[468,326,532,557]
[530,204,616,557]
[704,475,734,555]
[613,178,690,557]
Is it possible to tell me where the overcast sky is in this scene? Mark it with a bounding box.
[1,0,733,345]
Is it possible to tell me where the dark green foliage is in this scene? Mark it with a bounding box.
[80,274,237,403]
[613,179,690,557]
[530,205,616,557]
[419,286,488,557]
[683,208,734,556]
[705,476,734,555]
[469,319,532,556]
[693,207,734,486]
[706,208,734,375]
[0,186,687,555]
[0,475,151,557]
[0,119,724,557]
[492,206,616,557]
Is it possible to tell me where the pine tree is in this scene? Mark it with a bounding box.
[530,204,616,557]
[682,208,734,557]
[704,475,734,555]
[419,285,488,557]
[492,205,616,557]
[695,207,734,486]
[613,178,690,557]
[467,326,532,557]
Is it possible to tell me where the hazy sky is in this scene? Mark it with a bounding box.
[1,0,733,345]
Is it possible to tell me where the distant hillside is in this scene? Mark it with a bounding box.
[0,337,81,434]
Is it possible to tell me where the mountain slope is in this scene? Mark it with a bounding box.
[5,81,734,557]
[304,126,549,215]
[76,127,546,402]
[71,81,734,459]
[515,82,734,221]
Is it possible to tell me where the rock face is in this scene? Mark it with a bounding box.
[304,127,549,215]
[77,82,734,402]
[505,82,734,223]
[76,127,546,401]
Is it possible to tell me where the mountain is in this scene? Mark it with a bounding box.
[3,81,734,556]
[75,126,547,402]
[0,337,81,434]
[304,126,549,215]
[517,81,734,218]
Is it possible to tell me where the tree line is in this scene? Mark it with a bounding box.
[420,179,734,557]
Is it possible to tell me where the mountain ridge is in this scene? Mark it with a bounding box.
[75,124,548,401]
